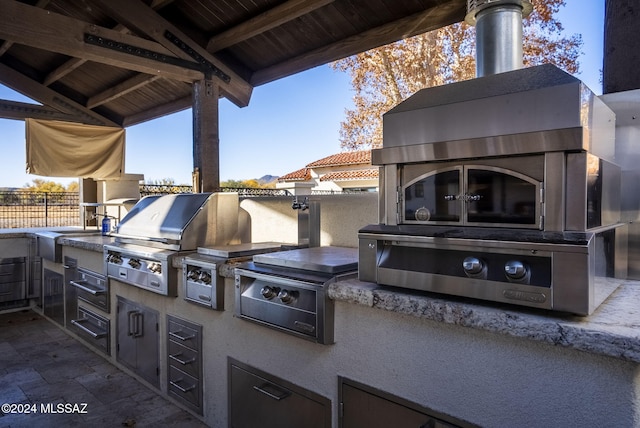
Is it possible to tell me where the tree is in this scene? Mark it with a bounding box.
[22,179,79,192]
[331,0,583,150]
[22,179,67,193]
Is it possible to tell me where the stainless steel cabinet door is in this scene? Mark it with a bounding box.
[116,296,159,387]
[229,360,330,428]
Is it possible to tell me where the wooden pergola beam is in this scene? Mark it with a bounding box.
[0,62,120,126]
[0,0,203,83]
[251,1,466,86]
[206,0,335,52]
[93,0,253,107]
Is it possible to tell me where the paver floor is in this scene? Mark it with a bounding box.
[0,309,208,428]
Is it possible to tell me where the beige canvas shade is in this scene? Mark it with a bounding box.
[26,118,125,178]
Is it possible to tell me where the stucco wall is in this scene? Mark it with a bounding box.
[238,193,378,247]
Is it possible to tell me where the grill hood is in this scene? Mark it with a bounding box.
[113,192,239,251]
[378,64,616,164]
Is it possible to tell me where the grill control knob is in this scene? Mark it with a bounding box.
[505,260,528,280]
[149,263,162,274]
[199,271,212,284]
[128,258,141,269]
[278,289,296,304]
[462,257,484,275]
[187,269,199,280]
[260,286,278,300]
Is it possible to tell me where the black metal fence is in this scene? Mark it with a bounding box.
[0,191,81,229]
[0,186,367,229]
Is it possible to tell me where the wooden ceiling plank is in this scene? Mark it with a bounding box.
[92,0,253,107]
[0,62,119,126]
[87,74,162,109]
[43,57,87,86]
[122,95,192,127]
[250,1,466,86]
[206,0,335,52]
[0,99,88,123]
[0,0,51,58]
[0,0,203,83]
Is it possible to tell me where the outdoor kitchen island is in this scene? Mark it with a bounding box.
[1,223,637,428]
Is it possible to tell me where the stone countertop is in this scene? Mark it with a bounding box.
[5,229,638,365]
[328,277,640,364]
[57,234,115,252]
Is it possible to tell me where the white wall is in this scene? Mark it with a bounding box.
[238,193,378,247]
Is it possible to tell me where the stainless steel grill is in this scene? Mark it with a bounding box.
[105,193,238,296]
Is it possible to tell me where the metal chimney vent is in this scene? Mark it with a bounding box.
[466,0,533,77]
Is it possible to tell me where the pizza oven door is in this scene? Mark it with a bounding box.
[401,160,543,229]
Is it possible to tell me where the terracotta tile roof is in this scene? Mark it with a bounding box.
[320,168,379,182]
[278,167,311,182]
[306,150,371,168]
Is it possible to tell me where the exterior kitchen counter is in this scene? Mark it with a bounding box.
[56,234,115,251]
[328,277,640,364]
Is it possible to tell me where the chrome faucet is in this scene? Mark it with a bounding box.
[291,196,309,211]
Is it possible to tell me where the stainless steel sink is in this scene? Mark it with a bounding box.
[35,230,100,262]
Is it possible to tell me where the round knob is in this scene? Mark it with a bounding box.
[199,271,212,284]
[504,260,527,280]
[415,207,431,221]
[463,257,484,275]
[187,269,199,280]
[277,289,296,304]
[128,258,141,269]
[260,286,278,300]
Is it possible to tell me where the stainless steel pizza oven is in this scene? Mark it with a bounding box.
[105,193,238,296]
[359,64,628,315]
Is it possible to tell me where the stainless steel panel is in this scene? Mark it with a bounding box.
[105,244,176,296]
[168,366,201,410]
[114,192,238,251]
[382,65,615,156]
[373,128,584,166]
[229,359,331,428]
[71,268,109,313]
[358,238,379,283]
[183,257,223,310]
[43,268,64,325]
[543,152,566,232]
[0,257,25,303]
[116,296,159,388]
[71,306,110,355]
[252,246,358,274]
[168,318,200,351]
[196,242,283,258]
[64,257,78,329]
[168,341,199,378]
[234,267,341,344]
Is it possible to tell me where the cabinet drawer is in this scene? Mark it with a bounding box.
[71,306,110,355]
[168,366,201,411]
[167,318,200,350]
[168,340,200,378]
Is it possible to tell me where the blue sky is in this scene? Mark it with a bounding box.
[0,0,605,188]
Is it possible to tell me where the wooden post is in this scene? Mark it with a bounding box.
[603,0,640,93]
[192,79,220,192]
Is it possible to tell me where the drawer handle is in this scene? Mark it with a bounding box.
[169,352,196,365]
[169,330,196,341]
[71,318,107,339]
[252,384,291,401]
[170,378,196,393]
[198,294,212,302]
[70,280,105,295]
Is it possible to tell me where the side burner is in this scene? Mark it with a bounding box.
[235,246,358,344]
